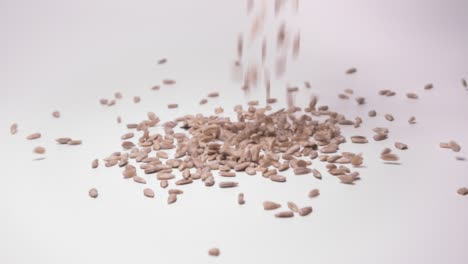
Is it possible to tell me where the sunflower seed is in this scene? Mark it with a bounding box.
[160,180,168,188]
[117,116,122,123]
[157,58,167,64]
[462,78,467,88]
[26,133,41,140]
[52,111,60,118]
[163,79,176,85]
[385,114,394,121]
[408,116,416,124]
[373,134,388,141]
[275,211,294,218]
[10,123,18,135]
[263,201,281,210]
[294,167,311,175]
[115,92,122,99]
[346,68,357,74]
[344,88,354,94]
[92,159,99,169]
[381,148,392,155]
[381,153,399,161]
[89,188,98,198]
[133,96,140,103]
[207,92,219,98]
[143,188,155,198]
[312,169,322,179]
[424,83,433,90]
[219,181,238,188]
[270,174,286,182]
[287,202,299,212]
[457,187,468,195]
[168,104,178,109]
[338,172,359,184]
[298,206,313,216]
[121,133,134,140]
[219,171,236,177]
[238,193,245,205]
[123,165,136,178]
[168,193,177,204]
[338,94,349,100]
[132,176,146,184]
[53,138,70,145]
[68,140,82,145]
[308,189,320,198]
[355,97,365,105]
[99,99,108,105]
[449,140,461,152]
[351,154,363,166]
[151,85,160,90]
[351,136,368,144]
[199,98,208,105]
[395,142,408,150]
[33,146,45,154]
[368,110,376,117]
[175,179,193,185]
[208,248,220,257]
[304,81,311,88]
[406,93,418,99]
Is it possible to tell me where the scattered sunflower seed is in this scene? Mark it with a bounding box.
[385,114,394,121]
[52,111,60,118]
[424,83,433,90]
[395,142,408,150]
[263,201,281,210]
[238,193,245,205]
[89,188,98,198]
[143,188,155,198]
[308,189,320,198]
[346,68,357,74]
[208,248,220,257]
[33,146,45,154]
[26,133,41,140]
[91,159,99,169]
[10,123,18,135]
[298,206,313,216]
[275,211,294,218]
[457,187,468,195]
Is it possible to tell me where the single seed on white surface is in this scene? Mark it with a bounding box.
[89,188,98,198]
[208,248,220,257]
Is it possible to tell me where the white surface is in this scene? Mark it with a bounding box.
[1,0,468,263]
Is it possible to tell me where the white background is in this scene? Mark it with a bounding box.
[1,0,468,263]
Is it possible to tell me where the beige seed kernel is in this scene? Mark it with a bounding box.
[219,181,238,188]
[163,79,176,85]
[368,110,376,117]
[52,111,60,118]
[395,142,408,150]
[168,103,178,109]
[263,201,281,210]
[424,83,433,90]
[10,123,18,135]
[275,211,294,218]
[143,188,155,198]
[207,92,219,98]
[457,187,468,196]
[26,132,41,140]
[33,146,45,154]
[287,201,299,212]
[133,96,140,103]
[68,140,82,145]
[298,206,313,216]
[89,188,98,198]
[133,176,147,184]
[385,114,394,121]
[406,93,418,99]
[91,159,99,169]
[168,193,177,204]
[346,67,357,74]
[308,189,320,198]
[56,137,71,144]
[238,193,245,205]
[408,116,416,124]
[208,248,220,257]
[157,58,167,65]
